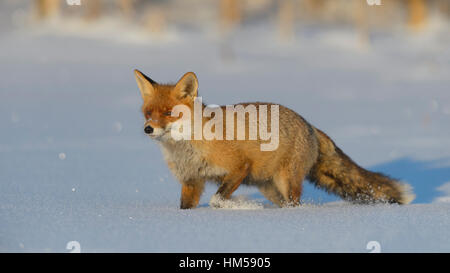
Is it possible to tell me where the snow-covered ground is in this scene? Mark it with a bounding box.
[1,2,450,252]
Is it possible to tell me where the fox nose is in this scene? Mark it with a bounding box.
[144,126,154,134]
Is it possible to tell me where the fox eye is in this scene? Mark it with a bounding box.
[163,111,172,116]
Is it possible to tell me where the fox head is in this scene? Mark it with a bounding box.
[134,70,198,141]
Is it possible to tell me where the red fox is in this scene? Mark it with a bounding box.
[134,70,415,209]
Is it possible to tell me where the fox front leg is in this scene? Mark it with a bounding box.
[180,179,205,209]
[210,164,250,208]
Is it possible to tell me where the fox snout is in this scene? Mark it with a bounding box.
[144,125,154,135]
[143,120,168,139]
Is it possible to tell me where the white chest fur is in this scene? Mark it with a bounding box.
[159,140,227,183]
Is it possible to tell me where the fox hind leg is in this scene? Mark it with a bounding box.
[273,168,304,207]
[258,183,285,207]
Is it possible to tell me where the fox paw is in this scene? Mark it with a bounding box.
[209,194,225,208]
[209,194,264,209]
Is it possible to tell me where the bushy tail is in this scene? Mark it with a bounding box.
[307,129,415,204]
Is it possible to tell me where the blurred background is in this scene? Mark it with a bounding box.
[1,0,450,252]
[3,0,450,44]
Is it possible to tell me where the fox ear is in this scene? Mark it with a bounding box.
[174,72,198,99]
[134,69,157,100]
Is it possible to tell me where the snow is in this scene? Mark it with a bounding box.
[1,1,450,252]
[434,182,450,203]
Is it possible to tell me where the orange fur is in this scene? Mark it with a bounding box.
[134,70,415,209]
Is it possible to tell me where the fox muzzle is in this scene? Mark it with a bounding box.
[144,126,154,135]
